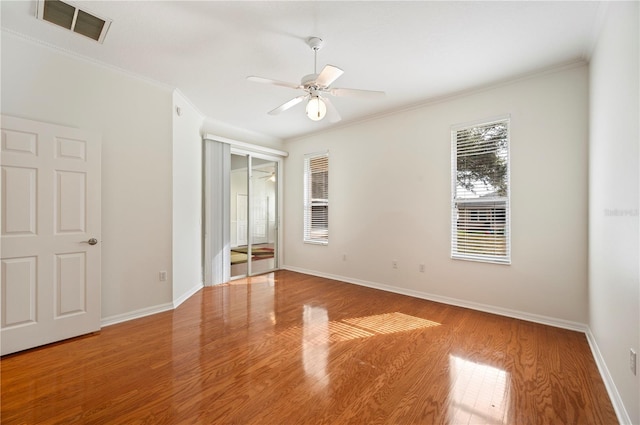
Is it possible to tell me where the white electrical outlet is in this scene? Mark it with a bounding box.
[631,349,637,375]
[392,260,398,269]
[159,271,167,282]
[419,264,425,273]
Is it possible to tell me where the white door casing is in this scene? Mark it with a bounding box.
[1,115,101,355]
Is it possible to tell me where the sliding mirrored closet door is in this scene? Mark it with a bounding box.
[230,153,279,279]
[204,136,284,285]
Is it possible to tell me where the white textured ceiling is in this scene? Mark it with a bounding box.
[1,1,602,140]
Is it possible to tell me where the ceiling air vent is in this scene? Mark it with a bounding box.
[36,0,112,43]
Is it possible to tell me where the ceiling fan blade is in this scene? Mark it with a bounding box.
[268,95,308,115]
[247,76,302,90]
[315,65,344,87]
[322,97,342,123]
[329,88,386,98]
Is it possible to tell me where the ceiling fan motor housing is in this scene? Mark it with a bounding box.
[302,74,321,89]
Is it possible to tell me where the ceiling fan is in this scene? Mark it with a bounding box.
[253,169,276,181]
[248,37,385,122]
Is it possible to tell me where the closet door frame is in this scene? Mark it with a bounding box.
[203,135,286,285]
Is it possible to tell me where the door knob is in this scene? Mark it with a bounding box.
[87,238,98,245]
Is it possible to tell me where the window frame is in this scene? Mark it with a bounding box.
[451,116,511,264]
[303,151,329,245]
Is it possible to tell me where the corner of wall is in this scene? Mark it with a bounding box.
[171,89,205,307]
[585,327,633,424]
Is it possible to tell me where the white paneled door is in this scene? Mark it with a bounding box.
[1,116,101,355]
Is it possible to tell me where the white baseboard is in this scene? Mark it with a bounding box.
[585,328,632,425]
[101,282,204,327]
[173,282,203,309]
[101,303,174,327]
[281,265,587,332]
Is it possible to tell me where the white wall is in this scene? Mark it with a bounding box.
[1,34,174,320]
[172,91,204,305]
[589,2,640,423]
[283,64,589,325]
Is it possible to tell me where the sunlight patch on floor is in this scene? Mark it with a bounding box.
[343,312,441,335]
[280,310,441,345]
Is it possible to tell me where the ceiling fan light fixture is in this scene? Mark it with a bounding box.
[306,96,327,121]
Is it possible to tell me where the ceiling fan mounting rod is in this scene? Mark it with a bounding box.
[307,36,323,75]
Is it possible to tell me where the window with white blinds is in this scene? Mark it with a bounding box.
[451,118,510,264]
[304,152,329,244]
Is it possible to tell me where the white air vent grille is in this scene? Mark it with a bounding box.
[36,0,111,43]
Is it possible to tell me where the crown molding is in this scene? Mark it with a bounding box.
[2,28,174,92]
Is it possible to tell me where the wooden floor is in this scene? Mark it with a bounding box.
[1,270,617,424]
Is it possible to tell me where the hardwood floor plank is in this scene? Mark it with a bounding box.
[1,270,617,424]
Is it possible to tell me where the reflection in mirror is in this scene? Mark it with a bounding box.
[230,155,278,278]
[230,154,248,279]
[249,157,277,275]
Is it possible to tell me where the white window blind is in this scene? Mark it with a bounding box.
[451,118,510,264]
[304,152,329,244]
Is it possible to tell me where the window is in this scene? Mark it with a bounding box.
[304,152,329,244]
[451,117,510,264]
